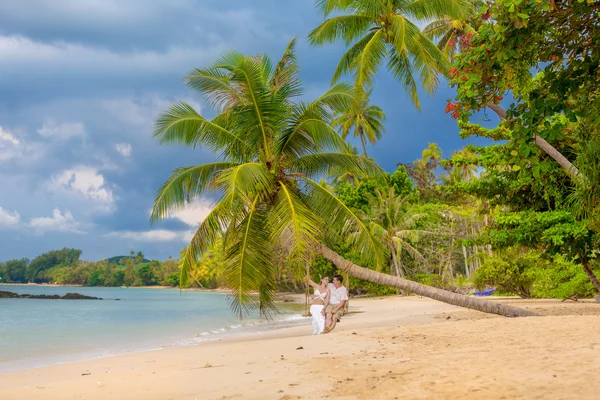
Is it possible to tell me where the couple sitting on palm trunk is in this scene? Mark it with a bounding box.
[308,275,348,335]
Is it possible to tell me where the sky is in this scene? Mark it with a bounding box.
[0,0,492,261]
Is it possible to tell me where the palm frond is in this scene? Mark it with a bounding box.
[352,29,388,90]
[308,14,374,46]
[153,103,252,160]
[185,67,245,110]
[315,0,356,15]
[401,0,471,21]
[222,197,275,319]
[276,103,347,158]
[215,163,275,206]
[290,152,382,179]
[387,48,420,109]
[331,31,378,84]
[269,182,322,264]
[302,176,388,270]
[179,195,238,288]
[150,162,235,224]
[269,37,302,98]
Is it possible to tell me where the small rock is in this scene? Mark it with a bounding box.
[296,346,303,350]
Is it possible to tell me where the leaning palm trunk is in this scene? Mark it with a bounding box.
[319,245,539,317]
[487,103,579,179]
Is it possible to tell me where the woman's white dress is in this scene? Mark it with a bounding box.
[310,289,327,335]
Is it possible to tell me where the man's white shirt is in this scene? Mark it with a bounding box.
[327,283,349,305]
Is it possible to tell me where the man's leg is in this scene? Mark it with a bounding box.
[328,313,339,331]
[325,311,333,329]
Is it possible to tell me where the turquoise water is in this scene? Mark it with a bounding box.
[0,286,306,372]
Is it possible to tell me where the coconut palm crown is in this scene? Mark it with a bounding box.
[308,0,471,109]
[150,39,386,318]
[333,90,386,156]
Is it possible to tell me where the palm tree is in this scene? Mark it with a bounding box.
[328,142,362,187]
[422,142,442,170]
[363,188,430,295]
[452,148,477,181]
[422,0,480,63]
[308,0,470,109]
[151,40,537,318]
[332,90,386,156]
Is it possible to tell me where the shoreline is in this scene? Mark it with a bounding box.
[1,297,599,399]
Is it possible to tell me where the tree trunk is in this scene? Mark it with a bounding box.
[462,245,469,278]
[391,249,406,296]
[581,261,600,292]
[319,245,539,317]
[487,103,579,179]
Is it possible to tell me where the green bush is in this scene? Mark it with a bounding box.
[531,255,597,299]
[472,249,539,298]
[412,273,444,288]
[472,248,598,299]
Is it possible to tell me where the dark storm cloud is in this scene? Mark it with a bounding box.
[0,0,491,261]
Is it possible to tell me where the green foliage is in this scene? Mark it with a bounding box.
[486,211,595,261]
[413,273,444,288]
[0,258,29,283]
[532,256,598,299]
[308,0,471,108]
[335,166,414,213]
[332,89,386,155]
[472,248,539,298]
[26,248,82,283]
[473,248,598,299]
[106,255,151,265]
[449,0,600,229]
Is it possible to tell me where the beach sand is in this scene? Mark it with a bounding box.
[1,296,599,399]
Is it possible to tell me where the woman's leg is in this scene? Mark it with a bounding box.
[310,305,324,334]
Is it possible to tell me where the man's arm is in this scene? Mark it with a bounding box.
[332,299,346,313]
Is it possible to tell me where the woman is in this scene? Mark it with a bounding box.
[308,277,330,335]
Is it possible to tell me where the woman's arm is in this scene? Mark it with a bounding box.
[307,279,319,289]
[322,290,331,315]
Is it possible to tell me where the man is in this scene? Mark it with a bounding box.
[324,274,348,333]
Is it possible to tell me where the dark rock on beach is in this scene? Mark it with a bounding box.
[0,290,102,300]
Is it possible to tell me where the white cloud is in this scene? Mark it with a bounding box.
[0,126,21,162]
[49,166,114,205]
[100,95,202,129]
[104,229,182,242]
[115,143,132,157]
[169,200,213,226]
[0,35,224,79]
[37,120,85,139]
[0,127,19,145]
[28,208,83,234]
[0,206,20,227]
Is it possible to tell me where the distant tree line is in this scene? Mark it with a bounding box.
[0,249,180,287]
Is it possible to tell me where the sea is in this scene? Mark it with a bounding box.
[0,285,307,373]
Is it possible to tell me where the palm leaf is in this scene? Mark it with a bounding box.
[222,197,275,319]
[290,152,381,179]
[308,14,374,46]
[153,103,251,160]
[269,182,322,263]
[302,176,388,270]
[352,29,388,90]
[150,162,235,223]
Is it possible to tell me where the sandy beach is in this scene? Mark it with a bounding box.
[1,296,599,400]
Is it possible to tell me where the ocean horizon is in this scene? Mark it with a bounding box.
[0,285,306,373]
